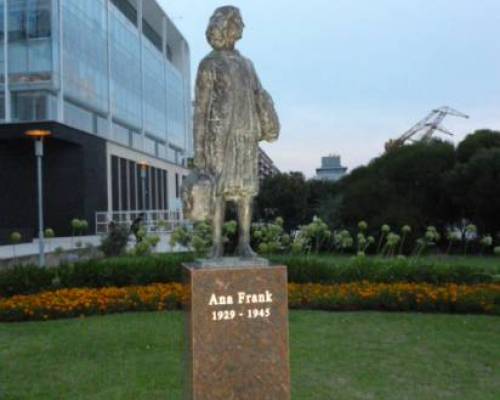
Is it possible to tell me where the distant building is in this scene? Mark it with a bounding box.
[258,148,280,181]
[315,155,347,182]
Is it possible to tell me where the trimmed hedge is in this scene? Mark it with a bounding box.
[271,255,499,286]
[0,253,498,298]
[0,253,194,298]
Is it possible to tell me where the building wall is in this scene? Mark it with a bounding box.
[0,121,188,243]
[0,1,192,243]
[0,121,108,242]
[106,141,187,214]
[0,0,192,164]
[315,155,348,182]
[258,147,279,181]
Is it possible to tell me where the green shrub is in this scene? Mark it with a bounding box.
[170,222,212,256]
[1,253,498,298]
[0,265,55,297]
[333,230,353,253]
[100,224,129,257]
[9,232,22,244]
[44,228,55,238]
[300,217,332,253]
[269,255,497,285]
[252,217,290,255]
[0,253,196,297]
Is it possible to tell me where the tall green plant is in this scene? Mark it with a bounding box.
[377,224,391,254]
[479,235,493,255]
[9,232,22,261]
[169,221,212,257]
[414,226,441,258]
[252,217,290,255]
[300,217,332,253]
[446,230,461,255]
[464,224,477,255]
[44,228,55,253]
[100,224,129,257]
[383,232,401,257]
[398,225,411,255]
[356,233,374,256]
[334,230,354,254]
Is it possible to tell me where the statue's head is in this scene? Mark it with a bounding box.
[206,6,244,51]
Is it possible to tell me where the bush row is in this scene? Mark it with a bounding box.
[1,254,498,298]
[0,253,194,298]
[273,255,499,285]
[1,282,499,322]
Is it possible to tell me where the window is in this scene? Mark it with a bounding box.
[64,100,93,132]
[166,44,173,62]
[8,0,27,41]
[63,0,108,113]
[144,136,156,155]
[131,132,142,149]
[157,143,166,159]
[12,91,51,121]
[8,0,52,41]
[142,20,162,52]
[110,0,137,26]
[112,121,130,146]
[175,173,180,198]
[27,0,51,38]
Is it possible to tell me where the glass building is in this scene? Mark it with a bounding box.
[315,155,348,182]
[0,0,192,241]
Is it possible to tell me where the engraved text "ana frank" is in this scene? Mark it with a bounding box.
[208,290,273,306]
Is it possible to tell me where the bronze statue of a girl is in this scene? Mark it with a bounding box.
[183,6,280,258]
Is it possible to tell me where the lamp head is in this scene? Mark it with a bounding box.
[25,129,51,139]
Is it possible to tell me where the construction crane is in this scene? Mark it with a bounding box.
[385,106,469,153]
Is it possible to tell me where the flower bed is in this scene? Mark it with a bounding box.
[0,283,187,322]
[288,282,500,314]
[1,282,499,322]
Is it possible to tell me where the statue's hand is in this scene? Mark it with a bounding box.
[256,90,280,143]
[262,132,279,143]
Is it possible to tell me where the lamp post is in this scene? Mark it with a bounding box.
[139,161,148,213]
[25,129,51,267]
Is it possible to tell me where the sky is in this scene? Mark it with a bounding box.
[158,0,500,177]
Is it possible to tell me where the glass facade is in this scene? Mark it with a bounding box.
[0,0,192,164]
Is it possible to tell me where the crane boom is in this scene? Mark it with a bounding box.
[385,106,469,152]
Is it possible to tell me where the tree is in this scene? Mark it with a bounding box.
[255,172,309,231]
[304,179,339,226]
[456,129,500,163]
[445,148,500,234]
[337,140,456,234]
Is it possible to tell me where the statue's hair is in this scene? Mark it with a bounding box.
[206,6,243,50]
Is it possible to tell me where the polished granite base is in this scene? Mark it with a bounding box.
[184,261,290,400]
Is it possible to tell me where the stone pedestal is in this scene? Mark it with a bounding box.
[184,261,291,400]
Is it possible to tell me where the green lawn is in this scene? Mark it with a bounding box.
[1,311,499,400]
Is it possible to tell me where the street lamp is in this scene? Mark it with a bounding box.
[139,161,148,213]
[25,129,51,267]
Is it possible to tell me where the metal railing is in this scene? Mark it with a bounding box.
[95,209,185,235]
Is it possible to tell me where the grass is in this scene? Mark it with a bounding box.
[1,311,499,399]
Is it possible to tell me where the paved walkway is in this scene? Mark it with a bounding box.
[0,233,178,260]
